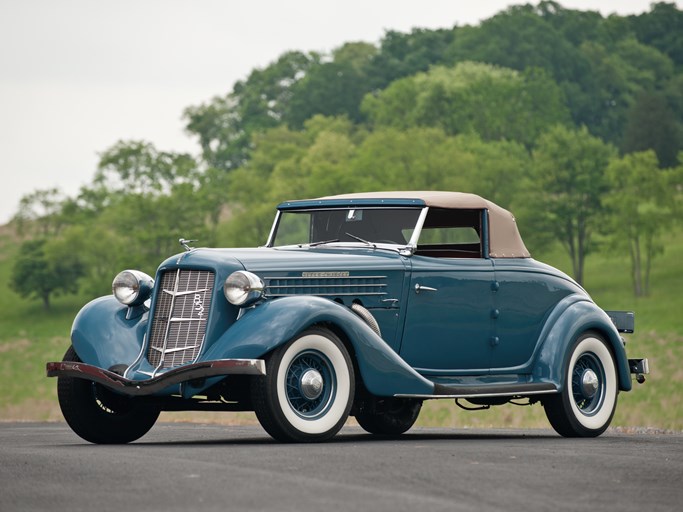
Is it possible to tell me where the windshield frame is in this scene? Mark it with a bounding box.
[265,206,429,254]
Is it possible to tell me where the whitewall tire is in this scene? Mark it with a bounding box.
[251,327,354,442]
[543,332,618,437]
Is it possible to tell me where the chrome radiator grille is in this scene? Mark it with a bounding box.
[147,269,214,369]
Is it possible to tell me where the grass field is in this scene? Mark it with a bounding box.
[1,223,681,430]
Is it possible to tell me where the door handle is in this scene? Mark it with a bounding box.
[414,283,437,294]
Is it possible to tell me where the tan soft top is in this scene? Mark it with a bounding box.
[318,191,530,258]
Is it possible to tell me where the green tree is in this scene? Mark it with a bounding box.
[55,224,128,296]
[285,43,377,127]
[362,62,570,148]
[10,238,83,309]
[604,151,680,296]
[622,91,681,168]
[524,126,616,285]
[95,140,198,195]
[11,188,66,237]
[218,125,312,247]
[577,38,674,144]
[369,28,455,89]
[445,3,587,83]
[449,134,530,208]
[184,51,319,170]
[629,2,683,68]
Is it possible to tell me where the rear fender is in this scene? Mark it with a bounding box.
[532,295,632,392]
[201,296,435,397]
[70,296,148,370]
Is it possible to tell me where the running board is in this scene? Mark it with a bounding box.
[395,382,558,399]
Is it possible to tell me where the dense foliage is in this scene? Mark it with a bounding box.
[9,1,683,306]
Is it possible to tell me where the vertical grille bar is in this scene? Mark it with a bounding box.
[147,269,215,369]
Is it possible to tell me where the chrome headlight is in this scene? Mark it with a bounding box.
[112,270,154,306]
[224,270,264,306]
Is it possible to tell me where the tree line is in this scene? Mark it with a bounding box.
[9,1,683,308]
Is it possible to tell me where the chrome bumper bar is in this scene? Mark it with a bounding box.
[46,359,266,396]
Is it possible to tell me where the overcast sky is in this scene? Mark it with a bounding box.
[0,0,677,224]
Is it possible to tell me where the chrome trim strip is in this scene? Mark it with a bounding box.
[155,268,181,375]
[163,288,209,297]
[395,388,558,400]
[266,275,388,280]
[150,344,200,354]
[266,292,387,297]
[393,389,557,400]
[265,284,387,289]
[124,332,147,380]
[46,359,267,396]
[404,206,429,254]
[265,210,281,247]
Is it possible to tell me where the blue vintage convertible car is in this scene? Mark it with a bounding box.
[47,191,648,443]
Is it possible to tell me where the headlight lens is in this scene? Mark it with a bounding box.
[224,271,264,306]
[112,270,154,306]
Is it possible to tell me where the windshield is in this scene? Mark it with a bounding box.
[271,208,423,247]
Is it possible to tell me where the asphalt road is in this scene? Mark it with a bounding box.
[1,422,681,512]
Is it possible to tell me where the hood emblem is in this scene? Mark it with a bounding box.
[179,238,197,252]
[302,271,350,278]
[193,293,205,318]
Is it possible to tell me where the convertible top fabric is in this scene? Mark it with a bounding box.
[317,191,531,258]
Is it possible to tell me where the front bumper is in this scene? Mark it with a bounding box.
[46,359,266,396]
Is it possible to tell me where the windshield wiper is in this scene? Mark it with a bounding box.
[345,233,376,247]
[305,239,340,247]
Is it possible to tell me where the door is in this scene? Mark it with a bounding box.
[399,256,495,373]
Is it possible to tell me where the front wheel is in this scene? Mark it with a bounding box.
[57,346,160,444]
[543,333,618,437]
[251,327,355,442]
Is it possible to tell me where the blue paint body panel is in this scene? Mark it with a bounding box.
[66,200,638,403]
[532,295,632,392]
[200,296,434,396]
[71,296,148,370]
[400,256,495,373]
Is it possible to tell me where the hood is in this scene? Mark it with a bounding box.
[161,246,408,310]
[162,246,407,275]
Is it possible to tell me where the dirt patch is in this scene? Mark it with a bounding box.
[649,330,683,346]
[0,338,31,353]
[0,399,62,422]
[158,411,260,426]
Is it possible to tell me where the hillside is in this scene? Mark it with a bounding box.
[1,222,681,430]
[3,1,682,430]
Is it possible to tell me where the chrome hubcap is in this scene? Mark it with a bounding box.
[300,369,324,400]
[580,369,599,398]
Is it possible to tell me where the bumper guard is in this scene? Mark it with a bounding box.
[628,358,649,384]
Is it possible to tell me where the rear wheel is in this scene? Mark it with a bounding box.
[57,347,160,444]
[251,327,354,442]
[355,398,422,436]
[543,333,618,437]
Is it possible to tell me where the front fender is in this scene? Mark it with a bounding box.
[201,296,435,396]
[70,296,147,370]
[532,295,632,392]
